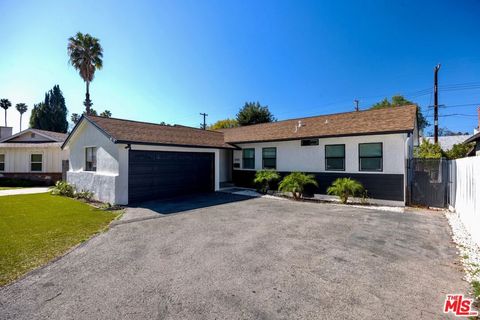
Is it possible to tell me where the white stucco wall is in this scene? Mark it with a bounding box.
[232,133,409,175]
[66,120,122,204]
[0,143,67,173]
[219,149,233,182]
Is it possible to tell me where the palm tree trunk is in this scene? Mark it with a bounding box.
[85,81,91,115]
[19,114,22,131]
[4,109,6,127]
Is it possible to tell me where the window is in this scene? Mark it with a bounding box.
[85,147,97,171]
[262,148,277,169]
[325,144,345,171]
[0,154,4,171]
[359,143,383,171]
[242,148,255,169]
[30,154,43,172]
[301,139,319,146]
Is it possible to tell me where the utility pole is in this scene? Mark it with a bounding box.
[434,64,441,144]
[354,99,360,111]
[200,113,208,130]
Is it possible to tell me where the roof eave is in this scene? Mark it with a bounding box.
[115,140,237,150]
[61,115,117,150]
[224,129,414,145]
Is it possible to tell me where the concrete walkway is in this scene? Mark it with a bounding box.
[0,187,50,197]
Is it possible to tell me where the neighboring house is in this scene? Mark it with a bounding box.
[0,128,68,184]
[63,105,418,205]
[424,135,472,151]
[220,105,419,205]
[464,108,480,156]
[464,133,480,156]
[62,115,235,205]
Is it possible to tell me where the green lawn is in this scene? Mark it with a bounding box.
[0,193,121,285]
[0,187,23,190]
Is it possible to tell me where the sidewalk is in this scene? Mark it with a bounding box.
[0,187,50,197]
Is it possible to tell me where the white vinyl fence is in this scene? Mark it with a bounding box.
[449,156,480,246]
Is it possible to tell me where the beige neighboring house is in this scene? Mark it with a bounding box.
[0,127,69,184]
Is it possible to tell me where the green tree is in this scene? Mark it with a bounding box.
[370,95,429,131]
[15,103,28,131]
[414,139,443,159]
[99,110,112,118]
[209,118,239,130]
[70,109,112,125]
[278,172,318,200]
[71,113,81,124]
[0,98,12,127]
[327,178,364,204]
[253,169,281,193]
[236,102,276,126]
[30,85,69,133]
[445,143,474,160]
[68,32,103,115]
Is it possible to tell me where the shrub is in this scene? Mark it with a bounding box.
[0,177,47,187]
[327,178,364,204]
[50,181,75,197]
[75,190,94,201]
[253,170,280,193]
[414,139,443,159]
[278,172,318,200]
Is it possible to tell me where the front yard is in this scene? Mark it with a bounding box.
[0,193,121,286]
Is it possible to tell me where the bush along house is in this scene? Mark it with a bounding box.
[219,105,419,206]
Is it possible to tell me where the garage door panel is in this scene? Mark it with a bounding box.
[128,150,214,203]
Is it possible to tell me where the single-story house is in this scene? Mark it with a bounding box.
[464,132,480,156]
[220,105,419,205]
[62,115,235,204]
[0,128,69,184]
[63,105,418,205]
[424,135,472,151]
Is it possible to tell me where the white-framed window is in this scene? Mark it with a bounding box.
[30,154,43,172]
[325,144,345,171]
[262,147,277,169]
[242,148,255,169]
[359,142,383,172]
[85,147,97,171]
[0,154,5,171]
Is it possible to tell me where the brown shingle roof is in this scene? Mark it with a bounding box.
[219,105,418,143]
[85,116,235,149]
[30,129,68,142]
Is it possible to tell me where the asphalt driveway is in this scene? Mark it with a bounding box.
[0,193,468,319]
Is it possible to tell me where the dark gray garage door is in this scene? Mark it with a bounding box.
[129,150,215,203]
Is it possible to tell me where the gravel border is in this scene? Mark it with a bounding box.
[445,210,480,288]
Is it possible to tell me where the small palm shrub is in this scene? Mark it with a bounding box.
[278,172,318,200]
[327,178,364,204]
[50,181,75,197]
[253,169,281,193]
[75,190,94,201]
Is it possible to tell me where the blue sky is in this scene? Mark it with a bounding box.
[1,0,479,134]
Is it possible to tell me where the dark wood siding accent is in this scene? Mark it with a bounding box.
[233,170,404,201]
[129,150,214,203]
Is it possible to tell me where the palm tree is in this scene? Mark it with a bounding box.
[67,32,103,115]
[15,103,28,131]
[278,172,318,200]
[327,178,364,204]
[0,99,12,126]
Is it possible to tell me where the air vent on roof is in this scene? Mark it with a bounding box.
[294,120,305,133]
